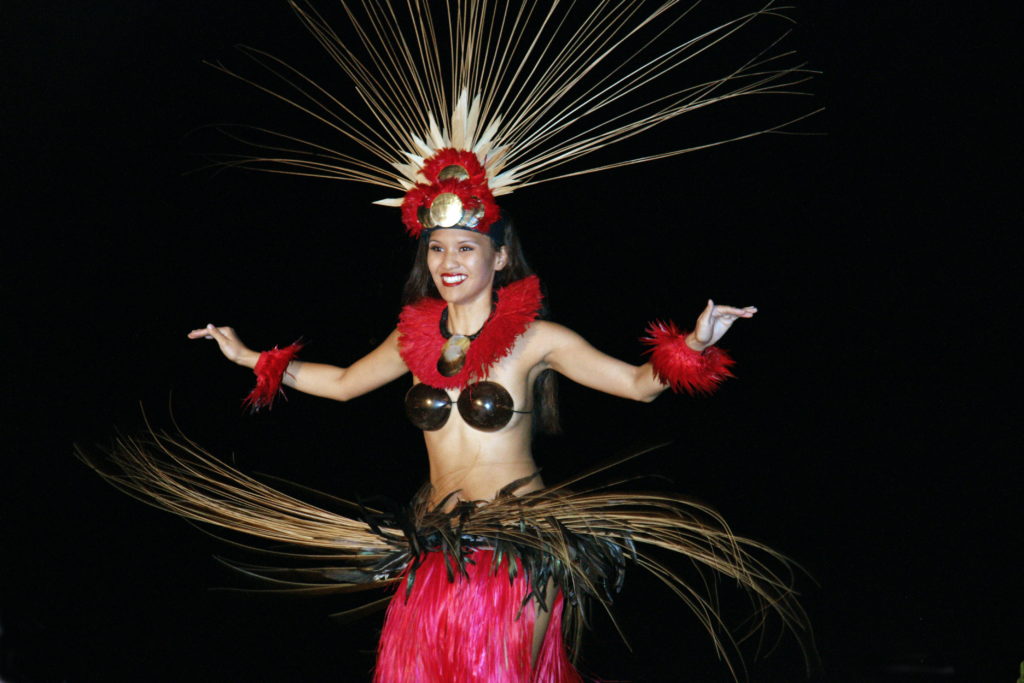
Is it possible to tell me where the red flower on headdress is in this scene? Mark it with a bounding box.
[421,149,488,184]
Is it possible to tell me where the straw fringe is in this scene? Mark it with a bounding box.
[78,430,402,564]
[78,431,812,679]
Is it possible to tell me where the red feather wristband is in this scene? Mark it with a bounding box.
[243,343,303,411]
[641,320,734,395]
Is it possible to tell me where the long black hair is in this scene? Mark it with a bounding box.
[401,220,561,434]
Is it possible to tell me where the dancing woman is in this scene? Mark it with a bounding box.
[84,2,817,680]
[186,214,755,680]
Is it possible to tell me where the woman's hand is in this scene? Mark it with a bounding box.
[687,300,757,352]
[187,324,260,368]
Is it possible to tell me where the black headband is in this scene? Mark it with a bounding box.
[422,214,508,247]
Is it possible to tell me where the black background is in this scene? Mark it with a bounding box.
[3,2,1019,682]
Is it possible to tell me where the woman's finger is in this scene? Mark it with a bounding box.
[206,324,237,346]
[187,325,236,344]
[711,305,757,317]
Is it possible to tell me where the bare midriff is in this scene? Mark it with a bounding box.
[422,392,544,506]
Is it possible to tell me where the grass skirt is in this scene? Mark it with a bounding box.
[79,430,812,680]
[376,549,579,682]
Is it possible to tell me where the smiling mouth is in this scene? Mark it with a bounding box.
[441,273,468,287]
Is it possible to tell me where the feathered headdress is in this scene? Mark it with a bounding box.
[213,0,816,238]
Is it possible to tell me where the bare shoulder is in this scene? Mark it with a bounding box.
[382,326,402,347]
[523,320,588,362]
[360,327,405,367]
[528,320,581,345]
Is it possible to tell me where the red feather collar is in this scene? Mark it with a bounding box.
[397,275,542,389]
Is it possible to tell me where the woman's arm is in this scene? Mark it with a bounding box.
[188,325,408,402]
[539,301,755,402]
[539,323,666,402]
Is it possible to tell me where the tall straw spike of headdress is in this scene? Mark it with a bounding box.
[212,0,816,238]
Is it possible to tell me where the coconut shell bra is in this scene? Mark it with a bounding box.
[404,381,515,432]
[397,276,542,432]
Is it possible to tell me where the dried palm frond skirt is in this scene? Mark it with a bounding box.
[80,431,811,681]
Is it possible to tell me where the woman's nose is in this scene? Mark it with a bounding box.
[442,249,460,268]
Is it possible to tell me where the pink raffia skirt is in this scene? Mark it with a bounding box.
[374,549,583,682]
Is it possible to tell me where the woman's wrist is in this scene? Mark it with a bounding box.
[684,332,708,353]
[237,349,261,369]
[642,320,734,395]
[243,343,304,411]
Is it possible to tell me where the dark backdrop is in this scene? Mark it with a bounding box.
[3,3,1019,682]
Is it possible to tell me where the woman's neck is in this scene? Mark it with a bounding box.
[444,291,494,336]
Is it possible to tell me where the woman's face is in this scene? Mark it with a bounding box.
[426,228,507,304]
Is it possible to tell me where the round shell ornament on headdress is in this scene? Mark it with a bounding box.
[400,149,500,238]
